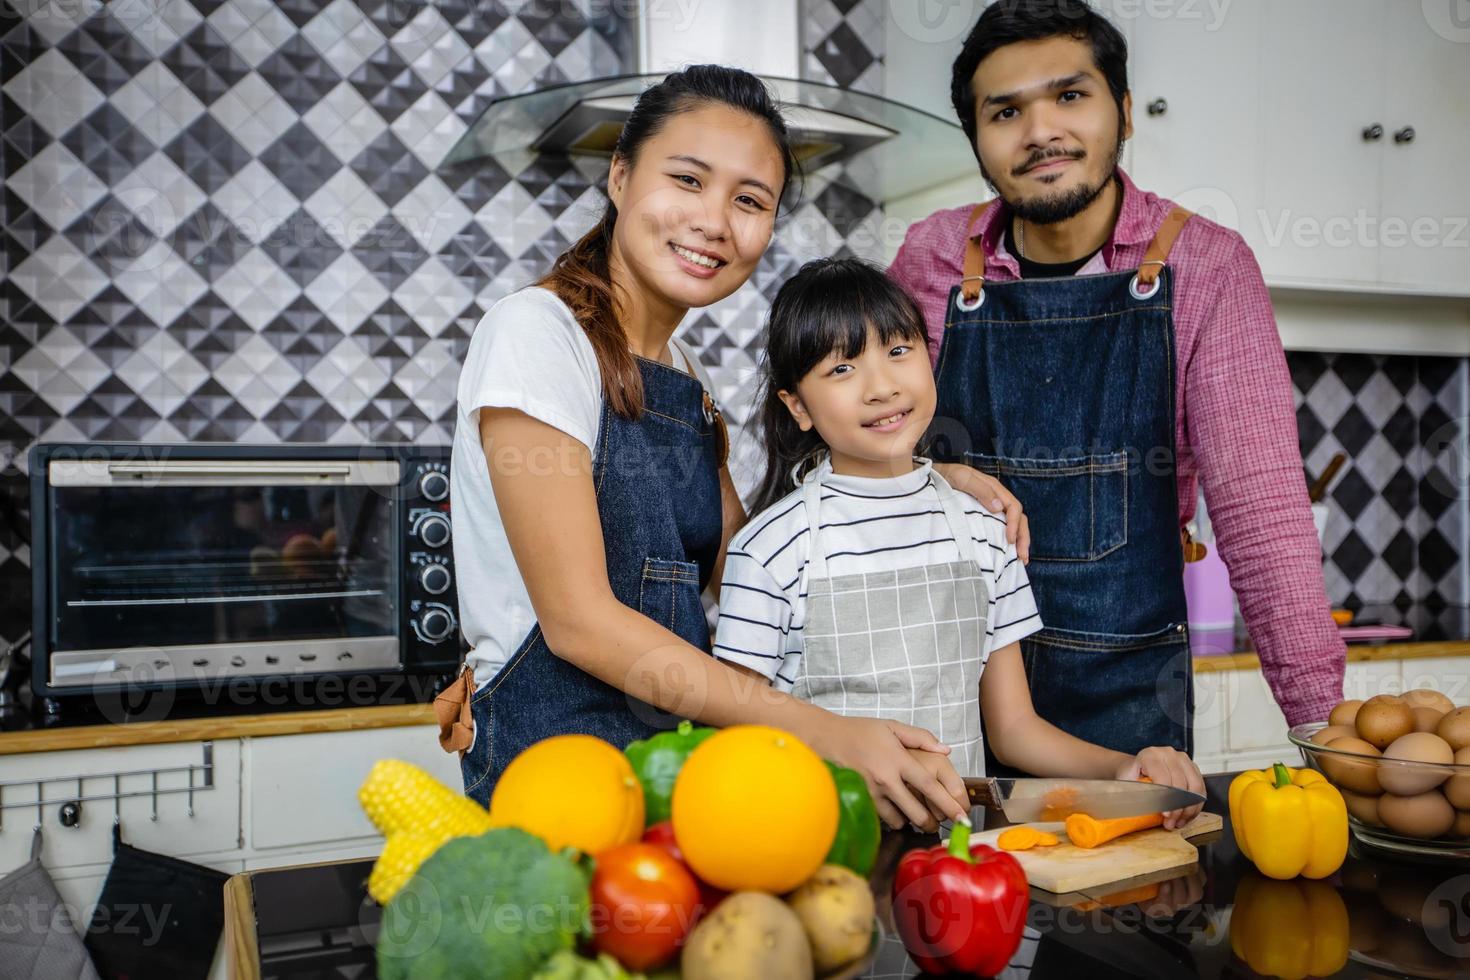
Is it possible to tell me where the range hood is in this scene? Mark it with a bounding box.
[441,1,975,204]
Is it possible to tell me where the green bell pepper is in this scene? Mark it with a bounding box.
[824,761,881,877]
[623,719,716,826]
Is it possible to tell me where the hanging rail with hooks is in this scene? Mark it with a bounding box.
[0,742,214,830]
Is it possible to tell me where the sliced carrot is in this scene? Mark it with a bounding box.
[997,827,1062,851]
[1064,811,1165,849]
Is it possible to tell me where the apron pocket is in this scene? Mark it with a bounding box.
[637,558,704,636]
[966,450,1128,561]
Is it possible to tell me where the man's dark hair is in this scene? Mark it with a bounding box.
[951,0,1129,164]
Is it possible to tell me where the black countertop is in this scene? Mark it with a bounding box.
[239,772,1470,979]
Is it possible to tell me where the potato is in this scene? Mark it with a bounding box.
[786,865,875,974]
[682,891,814,980]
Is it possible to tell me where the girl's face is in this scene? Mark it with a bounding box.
[608,103,784,313]
[779,325,937,479]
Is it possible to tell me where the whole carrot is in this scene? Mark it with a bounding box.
[1064,811,1165,849]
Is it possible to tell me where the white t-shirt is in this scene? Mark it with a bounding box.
[713,457,1042,691]
[450,286,715,689]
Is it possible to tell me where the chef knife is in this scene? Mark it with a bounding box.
[962,777,1204,822]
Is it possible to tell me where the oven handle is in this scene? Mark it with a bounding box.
[105,463,355,478]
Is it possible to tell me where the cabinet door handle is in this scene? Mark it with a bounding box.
[1394,126,1415,144]
[1362,124,1383,142]
[1147,98,1168,116]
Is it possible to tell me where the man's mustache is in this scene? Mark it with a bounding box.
[1013,149,1087,177]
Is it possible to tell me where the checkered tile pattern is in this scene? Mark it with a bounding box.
[0,0,889,653]
[1290,352,1470,625]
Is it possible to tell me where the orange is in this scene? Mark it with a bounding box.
[671,725,838,893]
[489,734,644,854]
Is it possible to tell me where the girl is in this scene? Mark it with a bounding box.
[442,66,1024,829]
[714,257,1205,829]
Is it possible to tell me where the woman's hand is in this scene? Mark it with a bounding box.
[906,746,972,829]
[1115,746,1206,830]
[808,715,969,832]
[931,462,1029,563]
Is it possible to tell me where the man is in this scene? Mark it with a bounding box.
[889,0,1344,770]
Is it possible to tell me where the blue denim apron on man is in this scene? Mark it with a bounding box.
[461,354,724,805]
[931,205,1196,775]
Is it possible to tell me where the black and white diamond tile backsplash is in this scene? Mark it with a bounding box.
[1290,352,1470,617]
[0,0,890,650]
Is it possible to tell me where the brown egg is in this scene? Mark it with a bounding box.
[1341,788,1382,826]
[1356,695,1415,750]
[1403,688,1456,714]
[1412,705,1448,733]
[1454,811,1470,839]
[1323,736,1383,795]
[1311,724,1358,746]
[1379,790,1456,839]
[1380,732,1455,795]
[1329,699,1364,727]
[1443,747,1470,809]
[1438,707,1470,751]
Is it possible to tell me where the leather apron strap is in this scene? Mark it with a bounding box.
[957,203,1195,304]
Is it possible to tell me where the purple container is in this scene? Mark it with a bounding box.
[1184,542,1235,630]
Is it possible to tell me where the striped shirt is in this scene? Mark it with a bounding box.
[713,457,1041,690]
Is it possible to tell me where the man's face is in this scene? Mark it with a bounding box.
[968,35,1132,224]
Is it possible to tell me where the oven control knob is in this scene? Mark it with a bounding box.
[416,513,451,548]
[419,470,449,502]
[420,563,451,595]
[418,603,456,643]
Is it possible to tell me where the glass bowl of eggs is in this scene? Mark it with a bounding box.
[1287,689,1470,859]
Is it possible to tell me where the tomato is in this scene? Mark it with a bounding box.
[589,843,701,971]
[641,822,728,917]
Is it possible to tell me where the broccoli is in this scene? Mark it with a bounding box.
[377,827,591,980]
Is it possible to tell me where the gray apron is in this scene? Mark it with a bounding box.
[792,466,990,777]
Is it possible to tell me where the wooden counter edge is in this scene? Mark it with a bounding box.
[1193,639,1470,673]
[0,702,438,755]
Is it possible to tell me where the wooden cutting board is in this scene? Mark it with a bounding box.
[965,811,1223,894]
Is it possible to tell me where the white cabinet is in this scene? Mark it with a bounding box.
[245,726,460,851]
[1122,0,1469,296]
[1125,0,1264,251]
[1378,7,1470,291]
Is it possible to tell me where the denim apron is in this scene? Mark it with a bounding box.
[793,463,989,778]
[460,353,724,805]
[931,205,1196,775]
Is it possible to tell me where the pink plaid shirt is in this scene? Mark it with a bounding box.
[888,168,1345,728]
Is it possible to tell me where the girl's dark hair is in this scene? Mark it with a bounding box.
[749,257,931,514]
[536,65,798,419]
[950,0,1129,168]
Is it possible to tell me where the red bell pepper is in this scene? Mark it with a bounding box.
[891,818,1030,976]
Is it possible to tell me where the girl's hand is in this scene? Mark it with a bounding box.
[1115,746,1206,830]
[907,746,972,828]
[810,715,969,832]
[930,463,1030,563]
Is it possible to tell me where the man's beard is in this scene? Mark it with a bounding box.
[983,119,1126,226]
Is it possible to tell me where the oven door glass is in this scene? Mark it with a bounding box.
[45,458,400,673]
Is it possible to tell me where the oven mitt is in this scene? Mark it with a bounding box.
[83,824,227,980]
[0,829,100,980]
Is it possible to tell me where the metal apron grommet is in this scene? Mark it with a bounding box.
[956,288,986,312]
[1129,273,1161,300]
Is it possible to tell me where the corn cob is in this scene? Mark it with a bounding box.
[358,759,494,902]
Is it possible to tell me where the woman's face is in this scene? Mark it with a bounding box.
[608,103,784,312]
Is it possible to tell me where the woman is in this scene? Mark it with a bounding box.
[439,65,1026,829]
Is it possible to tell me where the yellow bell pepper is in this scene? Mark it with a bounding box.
[1230,872,1349,980]
[1229,763,1348,880]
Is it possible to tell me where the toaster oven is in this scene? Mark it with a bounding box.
[29,443,462,699]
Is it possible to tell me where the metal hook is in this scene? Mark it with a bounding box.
[33,782,42,834]
[113,774,121,826]
[150,771,158,822]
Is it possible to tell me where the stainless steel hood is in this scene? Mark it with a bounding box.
[441,1,976,204]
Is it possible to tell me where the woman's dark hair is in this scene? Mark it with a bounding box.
[537,65,798,419]
[749,257,931,514]
[950,0,1129,169]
